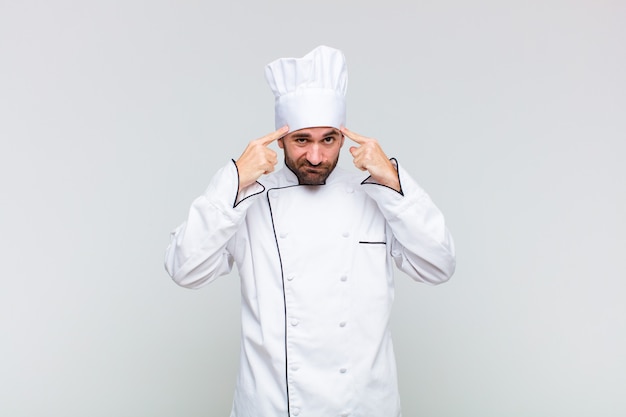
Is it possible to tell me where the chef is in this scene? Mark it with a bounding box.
[165,45,456,417]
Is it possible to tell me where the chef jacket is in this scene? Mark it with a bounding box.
[165,158,456,417]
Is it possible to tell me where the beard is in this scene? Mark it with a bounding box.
[284,151,340,185]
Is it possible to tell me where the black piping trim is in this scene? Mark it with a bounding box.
[360,157,404,196]
[266,184,301,415]
[232,159,266,208]
[358,241,387,245]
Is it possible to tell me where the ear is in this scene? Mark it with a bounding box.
[340,135,345,147]
[277,138,284,149]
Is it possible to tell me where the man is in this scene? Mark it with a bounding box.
[165,45,456,417]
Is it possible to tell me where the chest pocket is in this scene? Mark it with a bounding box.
[357,198,388,245]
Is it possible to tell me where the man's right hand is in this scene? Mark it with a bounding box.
[235,126,288,191]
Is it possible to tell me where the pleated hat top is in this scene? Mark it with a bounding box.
[265,45,347,133]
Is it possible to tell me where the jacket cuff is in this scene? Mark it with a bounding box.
[232,159,265,207]
[361,158,429,216]
[201,161,264,219]
[361,158,404,195]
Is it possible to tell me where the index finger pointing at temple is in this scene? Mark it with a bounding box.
[340,127,368,144]
[260,125,289,145]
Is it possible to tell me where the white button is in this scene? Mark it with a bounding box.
[340,275,347,282]
[346,187,354,194]
[339,321,346,327]
[270,193,278,199]
[290,319,299,326]
[292,408,300,416]
[342,231,350,238]
[287,275,295,281]
[341,413,350,417]
[290,365,299,371]
[339,368,347,374]
[280,232,288,239]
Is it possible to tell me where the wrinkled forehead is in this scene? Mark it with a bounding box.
[285,126,341,139]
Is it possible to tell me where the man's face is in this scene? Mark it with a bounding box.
[278,126,345,185]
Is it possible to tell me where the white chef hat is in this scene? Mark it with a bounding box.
[265,45,347,133]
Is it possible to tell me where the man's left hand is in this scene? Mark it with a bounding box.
[341,127,401,192]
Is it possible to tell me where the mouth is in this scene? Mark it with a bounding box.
[304,166,325,174]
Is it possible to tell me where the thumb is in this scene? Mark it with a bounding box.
[349,146,358,156]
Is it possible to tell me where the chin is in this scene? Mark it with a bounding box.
[303,179,325,185]
[298,173,328,185]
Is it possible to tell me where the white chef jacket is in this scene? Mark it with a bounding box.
[165,159,455,417]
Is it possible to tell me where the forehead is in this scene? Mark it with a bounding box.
[287,126,340,138]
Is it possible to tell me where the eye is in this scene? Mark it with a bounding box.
[295,138,308,144]
[323,136,336,144]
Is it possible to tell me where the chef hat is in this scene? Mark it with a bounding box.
[265,45,347,133]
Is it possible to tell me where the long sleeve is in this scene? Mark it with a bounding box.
[362,159,456,285]
[164,160,264,288]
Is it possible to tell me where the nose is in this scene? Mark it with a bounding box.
[306,144,322,166]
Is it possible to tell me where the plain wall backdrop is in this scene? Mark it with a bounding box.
[1,1,624,416]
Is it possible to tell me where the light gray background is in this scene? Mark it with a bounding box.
[1,1,625,416]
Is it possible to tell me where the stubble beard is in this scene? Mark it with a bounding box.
[284,153,339,185]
